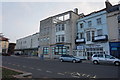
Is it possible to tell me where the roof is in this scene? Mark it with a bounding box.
[0,36,9,41]
[84,8,106,17]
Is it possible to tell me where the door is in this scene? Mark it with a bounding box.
[105,55,115,64]
[98,54,106,63]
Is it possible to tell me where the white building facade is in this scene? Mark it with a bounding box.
[75,10,109,59]
[15,33,39,56]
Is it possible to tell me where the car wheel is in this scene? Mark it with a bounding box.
[60,59,63,62]
[93,60,99,64]
[114,61,120,66]
[72,60,76,63]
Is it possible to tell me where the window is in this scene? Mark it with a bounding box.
[43,47,49,54]
[61,35,65,42]
[56,35,65,43]
[86,31,91,41]
[58,35,60,42]
[56,35,58,42]
[98,55,104,58]
[80,23,84,28]
[54,46,67,55]
[105,55,111,58]
[88,21,92,27]
[97,18,102,25]
[92,31,95,39]
[80,33,84,39]
[118,29,120,39]
[93,55,98,57]
[56,24,65,32]
[118,15,120,23]
[97,29,103,36]
[62,24,64,30]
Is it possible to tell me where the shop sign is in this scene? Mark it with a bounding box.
[77,46,84,50]
[56,45,64,46]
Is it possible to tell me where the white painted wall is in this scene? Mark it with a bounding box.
[15,33,39,49]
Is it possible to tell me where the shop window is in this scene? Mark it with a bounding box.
[54,46,67,55]
[43,47,49,54]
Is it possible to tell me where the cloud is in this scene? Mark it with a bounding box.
[1,0,120,3]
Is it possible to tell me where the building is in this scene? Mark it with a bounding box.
[76,9,108,59]
[106,1,120,58]
[8,43,16,55]
[15,33,39,56]
[39,10,80,59]
[0,34,9,54]
[75,1,120,59]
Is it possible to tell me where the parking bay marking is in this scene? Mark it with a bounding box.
[37,69,42,71]
[46,70,52,73]
[57,73,64,75]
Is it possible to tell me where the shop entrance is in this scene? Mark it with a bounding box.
[86,46,104,60]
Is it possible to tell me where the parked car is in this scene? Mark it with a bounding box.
[92,54,120,66]
[2,53,11,56]
[14,53,21,56]
[59,54,82,63]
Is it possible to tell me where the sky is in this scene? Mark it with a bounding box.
[1,0,119,43]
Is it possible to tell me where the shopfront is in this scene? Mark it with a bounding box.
[52,45,69,55]
[50,44,70,59]
[109,42,120,59]
[85,44,104,59]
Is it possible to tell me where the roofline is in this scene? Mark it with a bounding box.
[40,10,79,22]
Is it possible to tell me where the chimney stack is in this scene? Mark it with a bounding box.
[74,8,78,14]
[105,0,112,10]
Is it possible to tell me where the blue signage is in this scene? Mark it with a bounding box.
[56,45,64,46]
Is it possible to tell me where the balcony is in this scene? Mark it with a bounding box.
[92,35,108,42]
[75,38,85,43]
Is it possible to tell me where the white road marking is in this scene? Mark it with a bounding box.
[87,75,90,77]
[57,73,64,75]
[37,69,42,71]
[72,76,79,78]
[92,75,96,78]
[46,70,52,73]
[76,72,81,76]
[82,74,85,76]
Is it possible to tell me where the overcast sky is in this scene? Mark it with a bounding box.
[1,0,119,43]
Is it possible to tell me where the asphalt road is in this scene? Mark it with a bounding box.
[2,56,120,78]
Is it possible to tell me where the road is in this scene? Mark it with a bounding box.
[2,56,120,78]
